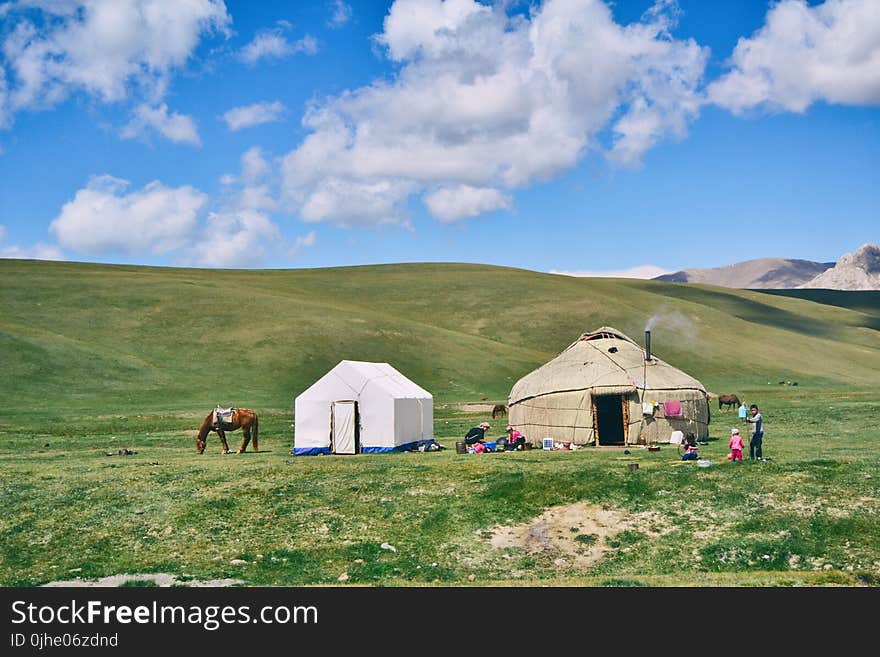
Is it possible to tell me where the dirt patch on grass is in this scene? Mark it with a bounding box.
[408,485,456,496]
[454,403,498,413]
[764,491,856,518]
[42,573,244,587]
[488,501,670,568]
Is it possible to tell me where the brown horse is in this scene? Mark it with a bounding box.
[491,404,508,419]
[196,408,259,454]
[717,394,741,411]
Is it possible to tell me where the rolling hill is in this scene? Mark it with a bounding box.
[2,259,879,418]
[2,258,880,590]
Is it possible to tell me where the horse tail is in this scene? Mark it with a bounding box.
[252,412,259,451]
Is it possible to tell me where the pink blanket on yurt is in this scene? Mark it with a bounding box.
[663,401,683,418]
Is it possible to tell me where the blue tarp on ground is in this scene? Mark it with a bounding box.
[293,439,439,455]
[361,439,439,453]
[292,447,332,456]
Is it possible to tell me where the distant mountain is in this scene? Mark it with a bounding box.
[653,258,834,289]
[798,243,880,291]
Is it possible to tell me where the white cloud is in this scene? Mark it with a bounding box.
[239,31,318,65]
[300,177,417,227]
[0,224,65,259]
[295,230,317,249]
[0,242,66,259]
[45,146,295,267]
[282,229,318,259]
[238,184,276,212]
[191,207,281,267]
[281,229,316,259]
[221,100,286,131]
[709,0,880,114]
[0,66,9,129]
[120,103,201,145]
[280,0,708,227]
[223,153,279,239]
[376,0,490,62]
[0,0,230,125]
[551,265,672,279]
[240,33,289,64]
[423,185,511,223]
[12,1,79,16]
[328,1,353,28]
[240,146,269,184]
[49,175,207,254]
[296,35,319,55]
[186,146,286,267]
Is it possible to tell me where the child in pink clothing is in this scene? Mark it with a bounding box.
[505,425,527,451]
[728,428,744,462]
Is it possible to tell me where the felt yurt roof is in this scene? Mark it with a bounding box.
[509,326,706,404]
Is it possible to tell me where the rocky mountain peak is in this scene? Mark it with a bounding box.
[798,243,880,290]
[844,243,880,273]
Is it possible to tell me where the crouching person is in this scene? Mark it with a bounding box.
[505,425,527,451]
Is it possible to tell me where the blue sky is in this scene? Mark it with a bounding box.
[0,0,877,274]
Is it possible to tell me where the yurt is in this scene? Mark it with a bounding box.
[294,360,434,455]
[508,327,709,447]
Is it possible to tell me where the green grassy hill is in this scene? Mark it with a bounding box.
[2,259,879,418]
[2,259,879,588]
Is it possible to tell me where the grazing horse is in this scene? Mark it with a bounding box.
[196,407,259,454]
[717,394,741,411]
[491,404,508,419]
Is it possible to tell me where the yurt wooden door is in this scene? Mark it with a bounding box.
[331,401,358,454]
[594,394,626,446]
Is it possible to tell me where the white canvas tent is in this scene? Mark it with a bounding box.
[293,360,434,455]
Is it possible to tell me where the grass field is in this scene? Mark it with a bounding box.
[1,259,879,586]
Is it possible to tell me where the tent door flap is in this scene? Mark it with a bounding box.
[331,401,358,454]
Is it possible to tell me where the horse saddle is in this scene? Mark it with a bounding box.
[214,406,236,429]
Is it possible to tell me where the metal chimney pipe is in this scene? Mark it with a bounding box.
[645,330,652,361]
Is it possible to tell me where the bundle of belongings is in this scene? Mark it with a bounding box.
[416,440,445,452]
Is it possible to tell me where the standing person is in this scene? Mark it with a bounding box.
[728,427,744,462]
[464,422,490,446]
[738,402,748,422]
[744,404,765,461]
